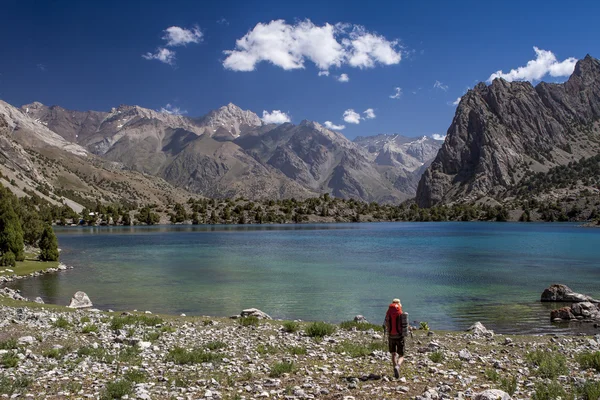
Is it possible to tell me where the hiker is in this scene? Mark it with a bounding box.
[383,298,406,378]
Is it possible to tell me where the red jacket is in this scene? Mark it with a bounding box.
[385,303,403,337]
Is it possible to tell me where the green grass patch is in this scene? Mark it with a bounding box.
[532,380,570,400]
[123,369,147,383]
[53,316,71,329]
[339,320,383,332]
[79,316,91,324]
[577,381,600,400]
[166,346,223,365]
[577,351,600,371]
[334,340,385,358]
[499,375,518,396]
[484,368,499,382]
[110,314,163,331]
[305,321,336,338]
[118,346,141,363]
[0,338,18,350]
[257,344,279,355]
[282,321,300,333]
[0,254,59,277]
[287,346,307,355]
[238,316,260,327]
[205,341,226,351]
[429,351,444,363]
[526,349,568,379]
[1,351,19,368]
[81,324,99,334]
[144,331,161,342]
[77,346,115,363]
[269,361,295,378]
[0,376,31,395]
[100,379,133,400]
[43,347,69,359]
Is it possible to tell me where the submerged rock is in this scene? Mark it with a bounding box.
[551,301,600,322]
[68,291,93,309]
[541,284,599,303]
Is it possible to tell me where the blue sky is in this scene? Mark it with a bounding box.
[1,0,599,140]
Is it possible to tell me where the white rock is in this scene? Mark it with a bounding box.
[18,336,36,345]
[68,291,93,309]
[473,389,511,400]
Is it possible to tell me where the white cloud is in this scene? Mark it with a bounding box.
[389,87,402,99]
[343,109,361,124]
[261,110,291,124]
[160,103,187,115]
[363,108,376,119]
[143,48,176,65]
[337,73,349,82]
[452,97,461,106]
[163,26,203,47]
[433,80,448,91]
[487,47,577,83]
[324,121,345,130]
[37,63,46,72]
[432,134,446,141]
[318,70,330,77]
[222,19,402,73]
[217,18,229,26]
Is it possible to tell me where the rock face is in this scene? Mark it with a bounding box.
[416,55,600,207]
[68,291,93,309]
[541,284,599,303]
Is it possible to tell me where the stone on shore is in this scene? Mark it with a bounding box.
[240,308,272,320]
[466,322,494,338]
[68,291,93,309]
[551,301,600,321]
[353,315,369,323]
[541,284,599,303]
[473,389,511,400]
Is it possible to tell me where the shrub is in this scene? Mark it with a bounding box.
[305,321,336,338]
[100,379,133,400]
[577,381,600,400]
[577,351,600,372]
[526,349,568,379]
[269,361,295,378]
[532,381,569,400]
[282,321,300,333]
[429,351,444,363]
[287,346,307,355]
[419,321,430,331]
[53,316,71,329]
[166,347,223,365]
[0,251,16,268]
[339,320,383,332]
[1,352,19,368]
[238,316,260,327]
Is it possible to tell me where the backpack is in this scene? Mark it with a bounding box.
[386,303,403,336]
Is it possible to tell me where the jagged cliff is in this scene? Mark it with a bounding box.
[416,55,600,207]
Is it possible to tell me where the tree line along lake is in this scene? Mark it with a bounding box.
[9,222,600,334]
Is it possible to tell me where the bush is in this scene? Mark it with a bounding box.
[532,381,569,400]
[238,316,260,327]
[0,251,16,267]
[166,347,223,365]
[339,320,383,332]
[269,361,295,378]
[429,351,444,363]
[282,321,300,333]
[305,321,336,338]
[100,379,133,400]
[526,349,568,379]
[577,351,600,371]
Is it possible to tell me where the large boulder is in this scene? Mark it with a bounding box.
[68,291,93,309]
[240,308,272,320]
[466,322,494,338]
[541,284,599,303]
[551,301,600,322]
[473,389,511,400]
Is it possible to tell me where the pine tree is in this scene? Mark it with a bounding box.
[0,189,24,263]
[38,225,59,262]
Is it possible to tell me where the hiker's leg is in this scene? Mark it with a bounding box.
[397,355,404,367]
[391,352,397,367]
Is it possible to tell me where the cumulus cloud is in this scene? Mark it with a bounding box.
[432,134,446,141]
[222,19,402,73]
[343,109,361,124]
[318,70,330,77]
[163,26,203,47]
[389,87,402,99]
[261,110,291,124]
[487,47,577,83]
[433,80,448,91]
[363,108,376,119]
[143,48,176,65]
[160,103,187,115]
[324,121,345,130]
[337,73,349,82]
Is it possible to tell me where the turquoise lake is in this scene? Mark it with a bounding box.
[10,222,600,334]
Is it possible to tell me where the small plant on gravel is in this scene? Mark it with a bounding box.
[305,321,336,338]
[447,359,462,370]
[532,380,570,400]
[339,320,383,332]
[334,340,383,358]
[100,379,133,400]
[43,348,65,359]
[1,351,19,368]
[577,351,600,372]
[166,347,223,365]
[79,316,91,324]
[144,331,161,342]
[282,321,300,333]
[499,375,518,396]
[526,349,568,379]
[118,346,141,363]
[269,361,295,378]
[429,351,444,363]
[53,316,71,329]
[577,380,600,400]
[81,324,99,334]
[238,316,260,327]
[123,369,147,383]
[110,314,163,331]
[287,346,307,355]
[0,376,30,395]
[205,341,226,351]
[484,368,499,382]
[160,326,176,333]
[0,338,17,350]
[256,344,279,355]
[77,346,115,363]
[419,321,430,331]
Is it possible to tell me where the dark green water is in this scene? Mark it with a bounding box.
[10,222,600,333]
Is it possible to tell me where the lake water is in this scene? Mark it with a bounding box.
[10,223,600,334]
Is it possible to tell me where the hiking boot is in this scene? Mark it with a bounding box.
[393,365,400,379]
